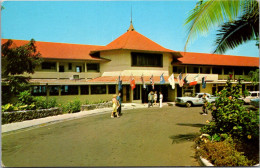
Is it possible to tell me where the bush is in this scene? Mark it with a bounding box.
[34,97,57,109]
[197,137,252,166]
[63,99,82,113]
[18,90,35,105]
[202,78,259,141]
[2,108,62,124]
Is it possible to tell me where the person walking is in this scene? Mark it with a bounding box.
[151,91,154,107]
[202,93,208,115]
[159,92,163,108]
[111,94,120,118]
[117,92,122,116]
[153,91,158,106]
[148,91,152,108]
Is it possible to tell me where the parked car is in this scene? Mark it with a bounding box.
[242,91,259,104]
[175,93,216,108]
[250,98,259,108]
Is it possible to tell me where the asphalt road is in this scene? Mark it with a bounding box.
[2,105,212,167]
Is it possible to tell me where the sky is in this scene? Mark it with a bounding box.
[1,1,259,57]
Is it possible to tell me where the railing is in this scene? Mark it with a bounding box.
[28,71,101,79]
[174,73,218,82]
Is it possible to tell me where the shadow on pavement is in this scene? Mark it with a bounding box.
[169,133,199,144]
[177,123,207,128]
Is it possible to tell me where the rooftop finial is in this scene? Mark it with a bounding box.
[127,6,135,31]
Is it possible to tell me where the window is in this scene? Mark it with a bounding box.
[76,66,82,72]
[42,62,56,70]
[133,85,141,100]
[234,67,243,75]
[187,66,199,73]
[108,85,116,94]
[212,67,222,75]
[183,86,194,96]
[59,65,64,72]
[244,67,258,75]
[224,67,233,75]
[173,66,185,73]
[49,86,59,96]
[201,67,211,74]
[32,86,46,96]
[91,85,106,94]
[68,63,72,70]
[61,85,78,95]
[87,64,100,72]
[173,67,177,73]
[80,85,89,95]
[131,52,163,67]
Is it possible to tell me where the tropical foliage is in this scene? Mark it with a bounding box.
[1,39,42,102]
[202,78,259,141]
[184,0,259,53]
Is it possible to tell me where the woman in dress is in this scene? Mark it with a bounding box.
[159,92,163,108]
[111,94,120,118]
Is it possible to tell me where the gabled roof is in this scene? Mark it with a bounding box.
[90,30,181,57]
[1,39,109,61]
[176,52,259,67]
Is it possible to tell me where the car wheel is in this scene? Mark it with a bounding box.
[186,102,192,108]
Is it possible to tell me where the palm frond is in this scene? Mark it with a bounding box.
[214,1,259,53]
[184,0,243,51]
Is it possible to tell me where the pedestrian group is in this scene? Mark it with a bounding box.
[148,91,163,108]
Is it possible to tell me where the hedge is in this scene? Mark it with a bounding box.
[2,108,62,125]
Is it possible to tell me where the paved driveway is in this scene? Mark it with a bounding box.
[2,105,212,167]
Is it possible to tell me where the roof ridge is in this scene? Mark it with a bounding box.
[1,38,105,47]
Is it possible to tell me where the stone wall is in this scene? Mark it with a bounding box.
[81,102,113,111]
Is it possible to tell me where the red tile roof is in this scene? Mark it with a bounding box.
[177,52,259,67]
[90,30,181,57]
[1,39,108,61]
[86,76,177,84]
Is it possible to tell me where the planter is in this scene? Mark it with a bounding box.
[81,102,112,111]
[2,108,62,124]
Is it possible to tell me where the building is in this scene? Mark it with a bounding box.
[2,22,259,104]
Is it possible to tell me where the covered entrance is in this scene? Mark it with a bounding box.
[141,85,168,103]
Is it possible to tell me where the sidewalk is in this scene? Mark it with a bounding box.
[2,103,150,133]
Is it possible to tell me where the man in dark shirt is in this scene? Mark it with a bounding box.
[117,92,122,115]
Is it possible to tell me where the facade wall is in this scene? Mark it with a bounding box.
[100,50,171,76]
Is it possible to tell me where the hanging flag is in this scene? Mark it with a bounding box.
[141,74,146,89]
[202,76,207,89]
[160,73,165,84]
[118,75,122,91]
[168,73,175,89]
[189,74,199,86]
[177,73,184,87]
[130,75,135,90]
[183,74,189,84]
[150,74,154,90]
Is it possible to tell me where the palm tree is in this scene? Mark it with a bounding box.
[184,0,259,54]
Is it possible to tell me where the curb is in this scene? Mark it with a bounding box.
[2,104,147,133]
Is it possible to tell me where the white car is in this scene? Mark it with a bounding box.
[242,91,259,104]
[175,93,216,108]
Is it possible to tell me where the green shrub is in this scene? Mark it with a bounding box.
[202,78,259,141]
[63,99,82,113]
[18,90,35,105]
[2,108,62,124]
[34,97,57,109]
[197,137,252,166]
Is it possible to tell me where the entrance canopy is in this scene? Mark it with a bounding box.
[86,76,178,84]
